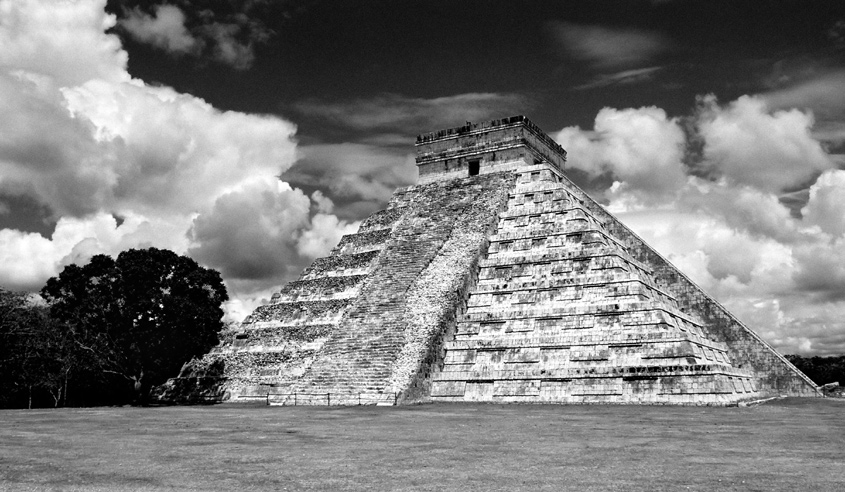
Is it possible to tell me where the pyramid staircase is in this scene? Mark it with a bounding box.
[271,173,515,405]
[157,115,819,405]
[206,230,386,400]
[179,172,516,405]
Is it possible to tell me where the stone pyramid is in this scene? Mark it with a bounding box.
[160,116,820,405]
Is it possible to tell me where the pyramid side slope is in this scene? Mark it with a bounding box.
[155,204,404,403]
[431,167,761,405]
[561,176,820,397]
[281,172,517,403]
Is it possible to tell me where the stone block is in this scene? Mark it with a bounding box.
[166,116,819,406]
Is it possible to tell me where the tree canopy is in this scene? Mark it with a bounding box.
[786,354,845,388]
[0,289,67,408]
[38,248,228,405]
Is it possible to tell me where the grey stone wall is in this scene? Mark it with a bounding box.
[563,176,819,397]
[157,116,818,405]
[415,116,567,184]
[430,164,774,405]
[284,172,516,404]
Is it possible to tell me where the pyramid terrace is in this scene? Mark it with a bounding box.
[159,116,821,405]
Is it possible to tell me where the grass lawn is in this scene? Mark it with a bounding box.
[0,398,843,491]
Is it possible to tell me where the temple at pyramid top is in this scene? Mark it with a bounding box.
[415,115,567,184]
[158,115,822,406]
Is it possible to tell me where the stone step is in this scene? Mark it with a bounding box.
[300,250,380,280]
[433,362,753,381]
[443,333,730,352]
[276,275,368,302]
[459,302,702,326]
[472,273,668,297]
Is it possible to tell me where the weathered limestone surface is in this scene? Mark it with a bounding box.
[157,214,391,403]
[570,184,817,397]
[158,115,819,405]
[416,115,567,184]
[158,172,515,404]
[282,172,516,404]
[431,166,764,405]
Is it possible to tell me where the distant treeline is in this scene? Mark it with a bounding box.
[785,355,845,387]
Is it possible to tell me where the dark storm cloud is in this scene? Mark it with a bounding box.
[188,178,358,289]
[188,179,311,281]
[0,73,117,218]
[285,143,417,203]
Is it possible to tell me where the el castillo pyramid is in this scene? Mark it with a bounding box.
[160,115,821,405]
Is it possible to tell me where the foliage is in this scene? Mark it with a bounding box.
[37,247,228,405]
[0,289,71,408]
[786,354,845,387]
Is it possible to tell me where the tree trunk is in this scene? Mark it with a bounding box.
[28,385,32,410]
[132,369,145,405]
[51,387,61,408]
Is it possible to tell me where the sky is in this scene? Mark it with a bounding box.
[1,0,845,356]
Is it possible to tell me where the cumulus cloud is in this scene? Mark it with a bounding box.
[762,70,845,146]
[222,292,274,324]
[0,73,111,217]
[117,1,273,70]
[60,79,297,216]
[547,21,671,69]
[694,95,833,192]
[792,236,845,302]
[613,209,790,295]
[766,300,845,356]
[763,70,845,119]
[188,181,359,312]
[699,228,770,284]
[0,0,128,86]
[0,212,189,291]
[310,190,335,214]
[554,106,687,206]
[680,181,799,243]
[120,4,198,54]
[557,95,845,355]
[0,72,298,219]
[297,213,360,259]
[286,143,417,205]
[197,22,260,70]
[802,170,845,238]
[0,0,360,319]
[188,178,311,281]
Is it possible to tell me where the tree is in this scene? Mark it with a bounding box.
[41,248,228,404]
[786,354,845,387]
[0,289,69,408]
